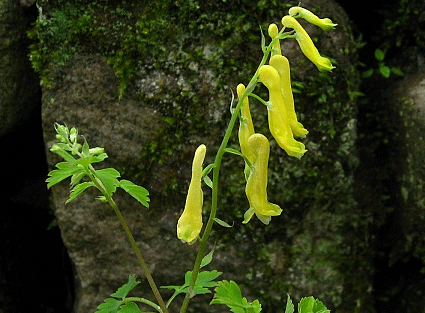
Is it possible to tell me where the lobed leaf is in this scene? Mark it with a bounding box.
[162,269,222,302]
[297,296,330,313]
[66,181,95,204]
[119,179,150,208]
[96,298,123,313]
[94,168,121,197]
[285,294,294,313]
[298,297,314,313]
[112,275,141,300]
[46,162,82,188]
[211,280,261,313]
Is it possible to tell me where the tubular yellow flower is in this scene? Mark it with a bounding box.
[243,134,282,225]
[281,15,334,72]
[258,65,307,158]
[177,144,206,244]
[268,23,281,56]
[269,55,308,138]
[289,6,337,31]
[237,83,255,180]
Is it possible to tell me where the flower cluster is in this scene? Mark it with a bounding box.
[177,6,336,241]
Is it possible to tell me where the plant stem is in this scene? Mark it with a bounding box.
[110,201,169,313]
[87,167,169,313]
[178,41,275,313]
[124,297,162,312]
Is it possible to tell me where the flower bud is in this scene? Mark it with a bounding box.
[281,15,334,72]
[177,144,206,244]
[89,147,105,156]
[268,23,281,56]
[69,127,78,143]
[289,6,337,31]
[237,84,255,180]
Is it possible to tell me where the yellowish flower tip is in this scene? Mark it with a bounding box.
[177,144,206,244]
[243,133,282,225]
[268,23,281,56]
[268,23,279,38]
[258,65,307,159]
[289,6,337,31]
[281,15,335,72]
[269,55,308,138]
[237,84,255,180]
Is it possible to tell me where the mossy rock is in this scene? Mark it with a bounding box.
[37,0,367,312]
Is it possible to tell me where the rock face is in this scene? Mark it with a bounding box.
[0,0,39,136]
[39,1,367,312]
[373,70,425,312]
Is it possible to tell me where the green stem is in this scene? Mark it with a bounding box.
[87,166,169,313]
[178,36,276,313]
[124,297,162,312]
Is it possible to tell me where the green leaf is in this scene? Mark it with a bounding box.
[224,148,244,157]
[96,276,143,313]
[362,68,374,78]
[214,218,233,228]
[162,270,222,300]
[76,153,108,168]
[203,175,213,189]
[312,298,330,313]
[66,181,95,204]
[70,171,87,187]
[374,48,385,61]
[200,248,214,268]
[211,280,262,313]
[118,302,142,313]
[202,163,216,177]
[94,168,121,197]
[119,180,150,208]
[379,65,391,78]
[46,162,82,188]
[96,298,123,313]
[298,297,314,313]
[285,294,294,313]
[112,275,141,300]
[82,138,90,157]
[391,67,404,76]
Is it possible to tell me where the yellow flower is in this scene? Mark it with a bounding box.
[269,55,308,138]
[289,6,337,31]
[177,144,206,244]
[281,15,334,72]
[268,23,281,56]
[243,133,282,224]
[258,65,307,158]
[237,83,255,180]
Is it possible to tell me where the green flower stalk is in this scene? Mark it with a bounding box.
[237,83,255,180]
[258,64,307,159]
[243,133,282,224]
[177,144,206,244]
[269,54,308,138]
[289,6,337,31]
[281,15,334,72]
